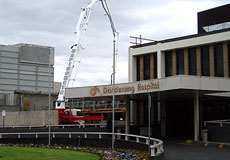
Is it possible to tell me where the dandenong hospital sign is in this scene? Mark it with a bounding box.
[66,79,160,98]
[66,75,230,99]
[90,81,159,97]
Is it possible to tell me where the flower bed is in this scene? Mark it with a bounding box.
[0,143,150,160]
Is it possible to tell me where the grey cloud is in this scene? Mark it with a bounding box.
[0,0,229,87]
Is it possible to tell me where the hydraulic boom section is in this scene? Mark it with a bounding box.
[56,0,118,109]
[56,0,99,108]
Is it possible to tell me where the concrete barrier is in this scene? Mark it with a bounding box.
[0,110,58,127]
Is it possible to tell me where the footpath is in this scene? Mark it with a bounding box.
[164,140,230,160]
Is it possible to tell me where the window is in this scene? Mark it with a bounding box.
[214,43,224,77]
[165,51,172,77]
[201,45,210,76]
[188,48,197,75]
[144,54,150,80]
[136,56,140,81]
[228,43,230,77]
[176,49,184,74]
[153,53,158,79]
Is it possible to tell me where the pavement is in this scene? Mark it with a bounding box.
[164,140,230,160]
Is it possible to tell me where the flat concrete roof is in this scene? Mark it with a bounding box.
[130,28,230,49]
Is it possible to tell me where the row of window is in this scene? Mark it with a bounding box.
[166,43,229,77]
[136,53,157,81]
[136,42,230,81]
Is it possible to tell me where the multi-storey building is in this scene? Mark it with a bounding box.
[65,4,230,141]
[0,43,55,111]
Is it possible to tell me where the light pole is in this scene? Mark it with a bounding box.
[148,93,151,153]
[48,52,51,145]
[112,38,116,151]
[100,0,118,151]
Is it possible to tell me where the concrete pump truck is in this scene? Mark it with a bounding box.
[55,0,118,124]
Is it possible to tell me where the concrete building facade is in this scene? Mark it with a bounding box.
[127,29,230,140]
[0,43,55,111]
[65,4,230,141]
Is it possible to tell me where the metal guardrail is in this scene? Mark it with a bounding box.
[0,132,164,157]
[0,124,101,129]
[204,119,230,127]
[0,120,125,129]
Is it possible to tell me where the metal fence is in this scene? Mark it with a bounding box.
[204,119,230,127]
[0,131,164,157]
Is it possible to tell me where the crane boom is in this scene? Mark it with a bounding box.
[56,0,118,109]
[56,0,99,108]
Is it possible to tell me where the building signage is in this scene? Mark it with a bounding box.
[2,110,6,117]
[90,87,100,96]
[89,81,159,97]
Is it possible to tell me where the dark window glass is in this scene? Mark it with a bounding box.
[165,51,172,77]
[144,54,150,80]
[228,43,230,77]
[136,101,140,125]
[153,101,158,123]
[188,48,197,75]
[214,43,224,77]
[136,56,140,81]
[154,53,158,79]
[201,45,210,76]
[144,101,148,125]
[176,49,184,74]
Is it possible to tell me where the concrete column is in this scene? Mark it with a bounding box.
[151,101,154,124]
[223,42,229,77]
[161,100,166,137]
[140,56,144,80]
[172,50,177,76]
[125,99,130,134]
[130,100,137,125]
[184,48,189,75]
[140,101,144,125]
[194,90,200,141]
[150,54,154,79]
[209,45,215,77]
[196,47,201,76]
[20,94,24,111]
[157,50,165,79]
[128,48,136,82]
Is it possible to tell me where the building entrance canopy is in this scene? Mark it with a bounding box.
[66,75,230,99]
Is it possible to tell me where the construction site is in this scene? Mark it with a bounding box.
[0,0,126,129]
[0,1,230,159]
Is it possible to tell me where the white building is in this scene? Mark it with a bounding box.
[65,4,230,141]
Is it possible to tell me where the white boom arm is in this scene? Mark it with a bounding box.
[56,0,99,108]
[56,0,118,109]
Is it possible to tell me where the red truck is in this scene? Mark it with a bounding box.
[56,108,104,124]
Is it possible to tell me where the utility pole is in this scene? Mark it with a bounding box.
[112,38,116,150]
[148,93,151,153]
[48,53,51,145]
[100,0,119,151]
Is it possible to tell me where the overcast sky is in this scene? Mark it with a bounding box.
[0,0,229,87]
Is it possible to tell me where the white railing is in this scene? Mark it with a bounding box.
[0,132,164,157]
[0,124,101,129]
[204,119,230,127]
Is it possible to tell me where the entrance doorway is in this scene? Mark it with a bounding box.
[166,100,194,139]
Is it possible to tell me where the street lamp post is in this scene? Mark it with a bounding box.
[148,93,151,153]
[48,53,51,145]
[112,38,116,151]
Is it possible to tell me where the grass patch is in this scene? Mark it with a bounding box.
[0,146,99,160]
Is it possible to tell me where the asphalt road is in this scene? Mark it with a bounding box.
[164,141,230,160]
